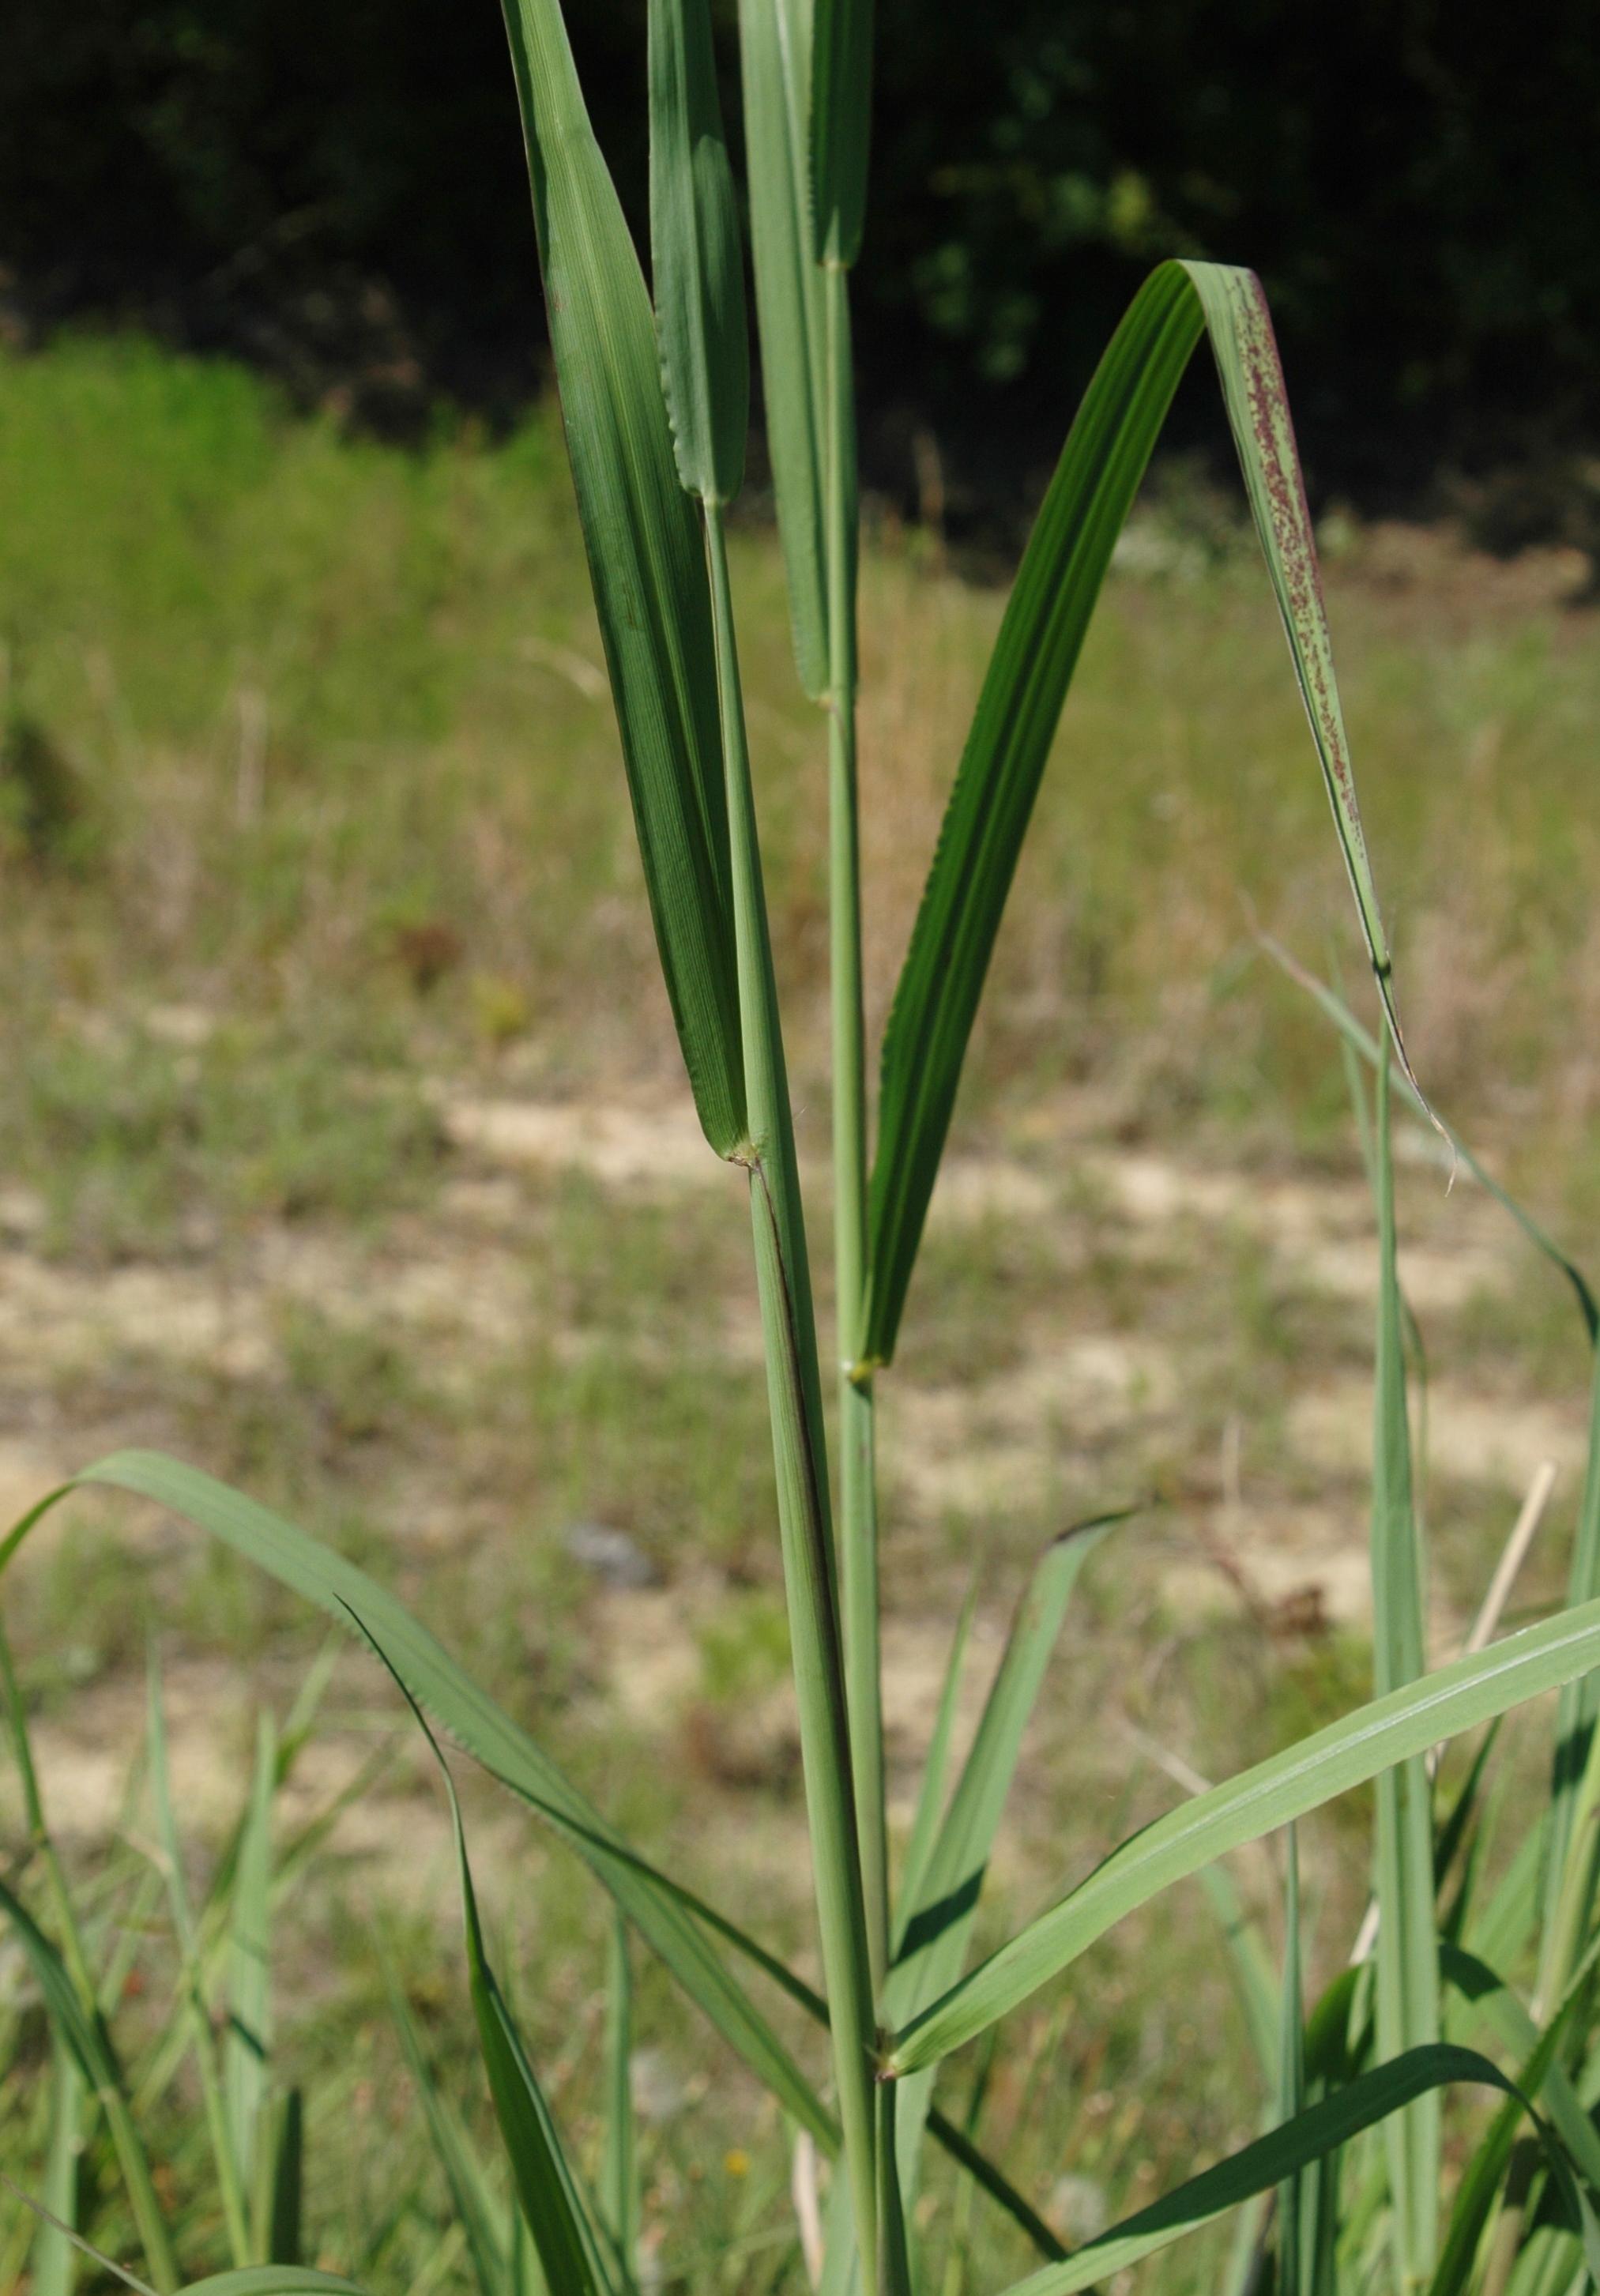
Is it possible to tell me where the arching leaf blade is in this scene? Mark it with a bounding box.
[890,1592,1600,2076]
[2,1454,834,2151]
[1000,2047,1557,2296]
[865,258,1412,1369]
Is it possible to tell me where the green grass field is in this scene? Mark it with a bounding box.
[3,335,1600,2290]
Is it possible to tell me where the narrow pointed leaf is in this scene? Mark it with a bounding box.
[894,1580,976,1946]
[228,1715,276,2208]
[649,0,748,503]
[736,0,828,692]
[890,1590,1600,2075]
[811,0,871,265]
[1,1455,834,2149]
[1278,1827,1306,2296]
[499,0,744,1153]
[887,1515,1120,2195]
[1001,2046,1560,2296]
[866,259,1412,1368]
[601,1914,638,2269]
[34,2048,85,2296]
[435,1749,612,2291]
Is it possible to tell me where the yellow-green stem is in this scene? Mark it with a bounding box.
[823,251,889,2002]
[703,499,881,2294]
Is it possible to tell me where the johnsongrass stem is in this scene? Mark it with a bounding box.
[823,252,890,2006]
[703,498,882,2296]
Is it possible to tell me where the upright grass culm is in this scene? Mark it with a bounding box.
[9,0,1600,2290]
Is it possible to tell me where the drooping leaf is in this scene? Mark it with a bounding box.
[649,0,748,504]
[999,2047,1568,2296]
[0,1455,834,2150]
[865,259,1414,1369]
[499,0,744,1154]
[889,1590,1600,2075]
[385,1663,615,2296]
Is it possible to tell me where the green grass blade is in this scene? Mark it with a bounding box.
[1543,1357,1600,1975]
[810,0,871,265]
[894,1580,976,1946]
[2,1456,835,2151]
[892,1517,1122,2002]
[1278,1827,1307,2296]
[736,0,828,692]
[228,1715,277,2238]
[1369,1056,1440,2286]
[358,1632,614,2296]
[864,259,1410,1370]
[35,2046,85,2296]
[179,2274,368,2294]
[1429,1943,1600,2296]
[1199,1861,1280,2087]
[601,1913,638,2272]
[649,0,748,506]
[704,474,882,2287]
[887,1515,1120,2197]
[1442,1942,1600,2192]
[147,1654,253,2267]
[390,1973,512,2296]
[888,1591,1600,2076]
[0,1876,177,2291]
[265,2094,303,2270]
[498,0,744,1155]
[1000,2047,1562,2296]
[923,2108,1067,2265]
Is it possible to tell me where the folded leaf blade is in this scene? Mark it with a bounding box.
[649,0,748,505]
[499,0,744,1154]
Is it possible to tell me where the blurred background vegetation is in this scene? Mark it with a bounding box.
[5,0,1599,549]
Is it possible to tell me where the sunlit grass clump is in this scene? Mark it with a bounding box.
[7,1,1600,2294]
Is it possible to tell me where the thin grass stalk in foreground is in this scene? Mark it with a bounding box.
[1370,1055,1440,2287]
[645,0,887,2264]
[823,247,889,2008]
[704,493,885,2293]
